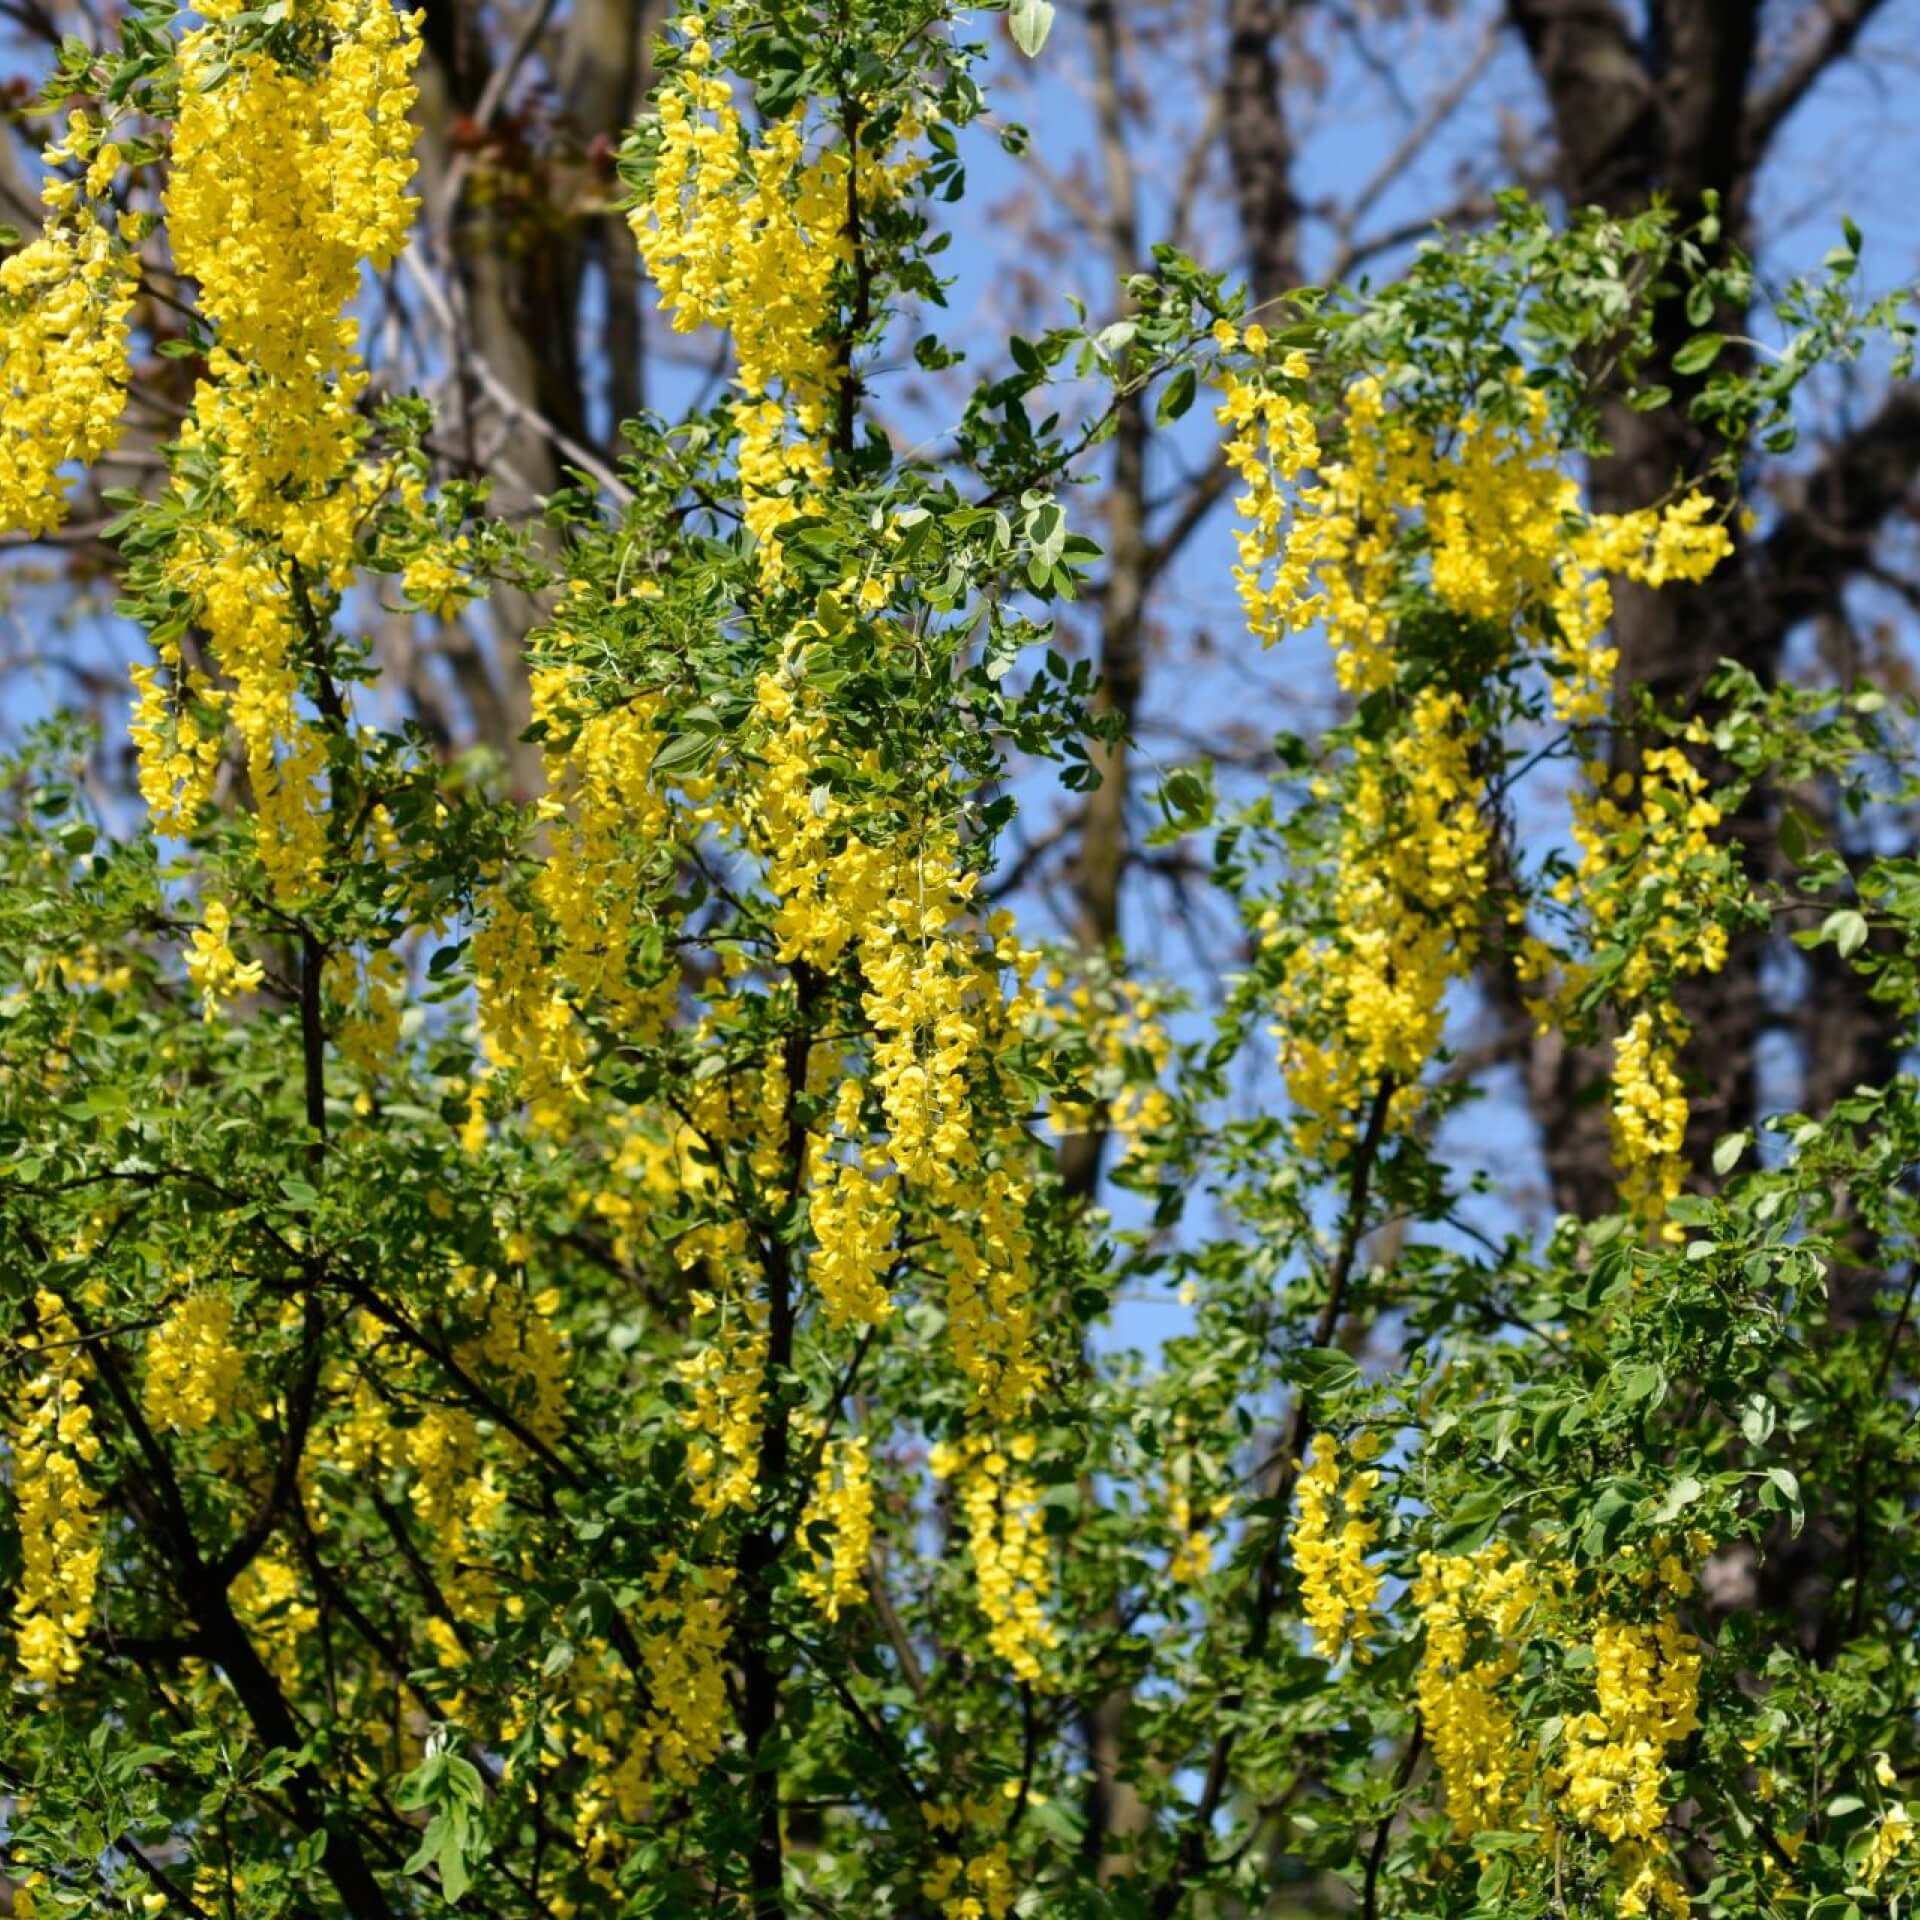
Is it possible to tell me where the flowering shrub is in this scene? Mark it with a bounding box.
[2,3,1918,1918]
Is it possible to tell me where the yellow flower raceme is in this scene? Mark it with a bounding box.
[1610,1009,1690,1230]
[1567,742,1730,983]
[750,669,896,969]
[327,945,406,1077]
[403,538,477,619]
[1217,362,1322,650]
[1559,494,1733,722]
[1412,1543,1537,1837]
[634,1556,735,1785]
[1418,1533,1702,1907]
[160,533,332,901]
[923,1800,1019,1920]
[465,1272,570,1448]
[185,899,266,1018]
[796,1434,874,1622]
[134,0,422,917]
[677,1285,770,1515]
[1276,687,1490,1154]
[473,894,591,1131]
[0,198,135,537]
[806,1153,899,1327]
[932,1431,1057,1688]
[529,657,679,1038]
[128,656,225,834]
[1864,1802,1916,1888]
[232,1550,318,1689]
[556,1560,737,1868]
[1290,1435,1381,1661]
[1225,371,1732,713]
[11,1290,103,1688]
[1615,1841,1691,1920]
[168,0,422,571]
[631,31,843,579]
[1561,735,1735,1230]
[1558,1615,1701,1843]
[746,667,1046,1413]
[143,1288,246,1433]
[631,12,920,579]
[1167,1490,1214,1584]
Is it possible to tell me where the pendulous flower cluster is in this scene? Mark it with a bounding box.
[143,1286,246,1433]
[1274,686,1491,1155]
[0,113,136,538]
[1413,1536,1705,1913]
[1290,1433,1382,1661]
[630,10,918,580]
[11,1291,103,1690]
[932,1430,1059,1689]
[796,1434,875,1622]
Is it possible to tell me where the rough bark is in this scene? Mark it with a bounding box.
[1222,0,1303,319]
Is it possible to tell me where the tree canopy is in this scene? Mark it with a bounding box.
[3,3,1920,1919]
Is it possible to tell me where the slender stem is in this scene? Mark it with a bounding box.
[1153,1076,1395,1916]
[835,90,872,465]
[1362,1719,1424,1920]
[51,1279,397,1920]
[735,972,818,1917]
[299,930,328,1163]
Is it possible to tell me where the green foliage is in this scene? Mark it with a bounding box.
[3,2,1920,1917]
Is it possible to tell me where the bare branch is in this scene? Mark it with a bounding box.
[1743,0,1895,164]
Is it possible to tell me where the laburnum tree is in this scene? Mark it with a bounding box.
[5,2,1920,1919]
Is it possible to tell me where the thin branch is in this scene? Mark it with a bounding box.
[1743,0,1895,163]
[1330,14,1501,253]
[397,246,635,503]
[1362,1719,1425,1920]
[1153,1076,1396,1917]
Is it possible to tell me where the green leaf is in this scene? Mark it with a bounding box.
[438,1807,472,1904]
[1763,1466,1805,1536]
[651,721,721,778]
[1009,0,1054,58]
[1618,1362,1666,1408]
[1157,762,1215,833]
[1712,1130,1750,1176]
[1777,804,1813,864]
[1823,907,1869,958]
[1155,366,1197,426]
[1653,1475,1703,1524]
[1579,1484,1639,1560]
[1672,332,1726,375]
[1287,1347,1360,1395]
[1434,1488,1504,1555]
